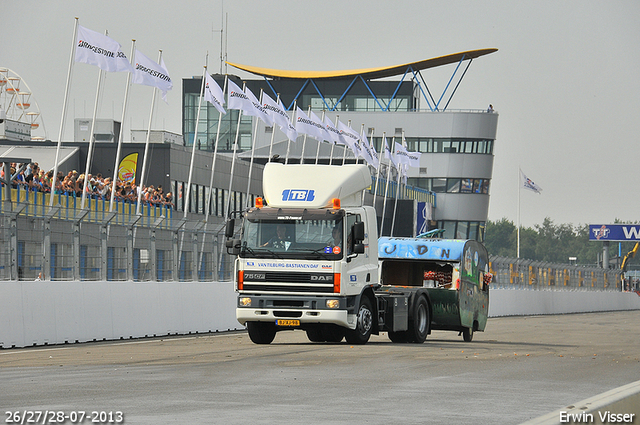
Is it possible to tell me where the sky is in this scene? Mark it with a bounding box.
[2,0,639,228]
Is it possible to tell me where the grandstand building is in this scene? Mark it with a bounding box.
[182,49,499,240]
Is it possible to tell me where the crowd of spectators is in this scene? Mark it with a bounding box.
[1,161,174,207]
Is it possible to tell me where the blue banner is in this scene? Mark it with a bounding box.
[589,224,640,241]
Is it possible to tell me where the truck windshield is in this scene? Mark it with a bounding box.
[240,208,344,260]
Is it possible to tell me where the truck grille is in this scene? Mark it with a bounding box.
[242,271,335,294]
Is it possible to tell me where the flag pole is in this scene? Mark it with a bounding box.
[329,115,339,165]
[381,136,395,235]
[110,39,136,212]
[136,50,162,216]
[267,93,280,160]
[342,120,352,165]
[285,100,297,164]
[517,166,521,258]
[372,132,385,208]
[224,82,245,220]
[390,163,403,237]
[314,110,325,164]
[299,105,311,164]
[80,29,108,210]
[245,89,263,208]
[184,60,208,219]
[205,75,228,222]
[50,17,79,208]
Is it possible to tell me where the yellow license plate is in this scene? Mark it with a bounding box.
[276,319,300,327]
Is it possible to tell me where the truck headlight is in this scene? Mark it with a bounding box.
[326,299,340,309]
[239,297,252,307]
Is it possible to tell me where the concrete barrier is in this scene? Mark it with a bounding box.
[0,280,241,349]
[2,282,640,348]
[488,287,640,317]
[521,379,640,425]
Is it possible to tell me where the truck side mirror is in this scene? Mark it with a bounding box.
[353,221,365,242]
[226,238,241,255]
[225,219,235,238]
[353,243,365,254]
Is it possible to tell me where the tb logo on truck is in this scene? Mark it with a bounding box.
[282,189,315,202]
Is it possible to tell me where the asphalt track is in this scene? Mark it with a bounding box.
[2,311,639,424]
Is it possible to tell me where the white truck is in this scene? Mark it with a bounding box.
[225,163,487,344]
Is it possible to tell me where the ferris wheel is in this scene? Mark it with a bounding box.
[0,67,47,141]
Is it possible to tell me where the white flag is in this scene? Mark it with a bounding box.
[132,49,173,102]
[226,79,273,125]
[244,86,273,126]
[520,170,543,194]
[394,142,421,168]
[337,120,361,158]
[75,25,133,73]
[295,107,326,141]
[228,80,258,117]
[383,135,398,169]
[204,73,225,114]
[262,93,289,130]
[283,119,299,142]
[359,130,379,169]
[323,115,342,144]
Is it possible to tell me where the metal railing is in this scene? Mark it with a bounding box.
[0,186,236,282]
[489,256,622,291]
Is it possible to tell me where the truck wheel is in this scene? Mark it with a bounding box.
[388,331,408,343]
[345,296,373,345]
[306,328,324,342]
[462,326,474,342]
[247,322,276,344]
[407,296,430,344]
[322,325,345,343]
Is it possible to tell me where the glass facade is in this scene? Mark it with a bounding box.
[183,76,414,151]
[409,177,490,194]
[435,220,486,242]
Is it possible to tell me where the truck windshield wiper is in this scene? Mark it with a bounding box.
[240,242,257,256]
[239,242,283,259]
[302,247,337,260]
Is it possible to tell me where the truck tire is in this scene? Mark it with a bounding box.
[345,296,374,345]
[407,296,430,344]
[388,331,409,343]
[306,328,324,342]
[247,321,277,344]
[462,326,474,342]
[322,325,345,343]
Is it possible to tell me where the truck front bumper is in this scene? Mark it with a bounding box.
[236,294,356,329]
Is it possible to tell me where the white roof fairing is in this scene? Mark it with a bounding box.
[262,163,371,208]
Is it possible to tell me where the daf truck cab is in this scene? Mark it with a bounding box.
[226,163,380,344]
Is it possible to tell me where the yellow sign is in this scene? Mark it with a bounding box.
[118,153,138,184]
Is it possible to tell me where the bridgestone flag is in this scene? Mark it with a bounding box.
[323,115,342,145]
[337,120,361,158]
[383,135,398,169]
[295,108,327,141]
[359,130,379,169]
[226,81,273,126]
[75,25,133,73]
[244,86,274,126]
[204,73,226,115]
[262,93,288,129]
[394,142,421,168]
[132,49,173,102]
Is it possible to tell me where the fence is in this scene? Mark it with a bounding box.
[0,186,236,282]
[489,256,622,291]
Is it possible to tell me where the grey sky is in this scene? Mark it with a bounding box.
[2,0,639,227]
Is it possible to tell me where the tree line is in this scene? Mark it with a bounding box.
[484,217,639,269]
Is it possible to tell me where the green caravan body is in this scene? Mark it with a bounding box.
[378,237,490,341]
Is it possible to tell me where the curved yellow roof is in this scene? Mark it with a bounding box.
[227,48,497,80]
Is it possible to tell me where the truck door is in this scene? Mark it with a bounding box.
[343,213,374,295]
